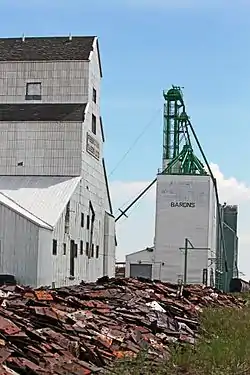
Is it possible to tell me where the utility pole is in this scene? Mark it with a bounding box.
[184,238,188,285]
[180,238,211,286]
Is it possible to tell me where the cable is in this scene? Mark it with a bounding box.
[115,178,156,222]
[113,181,154,217]
[108,108,161,178]
[187,118,228,273]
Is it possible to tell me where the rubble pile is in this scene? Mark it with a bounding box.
[0,277,244,374]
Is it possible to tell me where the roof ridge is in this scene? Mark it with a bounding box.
[0,191,53,229]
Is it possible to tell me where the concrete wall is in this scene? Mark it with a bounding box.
[154,174,216,284]
[0,203,39,286]
[0,121,82,175]
[0,60,89,104]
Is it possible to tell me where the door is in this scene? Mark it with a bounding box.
[130,264,152,279]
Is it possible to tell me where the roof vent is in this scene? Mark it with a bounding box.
[22,34,25,42]
[69,33,72,41]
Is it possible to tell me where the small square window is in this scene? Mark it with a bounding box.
[96,245,99,258]
[52,239,57,255]
[26,82,41,100]
[81,213,84,228]
[92,114,96,135]
[80,240,83,255]
[92,88,97,103]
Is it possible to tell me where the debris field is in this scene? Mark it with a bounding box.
[0,277,244,374]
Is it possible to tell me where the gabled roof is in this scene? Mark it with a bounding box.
[0,103,86,122]
[0,36,95,61]
[0,192,52,230]
[0,176,81,227]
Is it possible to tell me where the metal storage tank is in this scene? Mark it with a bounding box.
[154,174,217,284]
[216,204,238,292]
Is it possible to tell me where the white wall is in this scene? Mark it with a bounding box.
[125,249,154,277]
[43,41,115,286]
[37,228,53,287]
[0,60,89,104]
[103,212,116,278]
[0,121,82,175]
[0,204,39,286]
[49,183,104,287]
[154,174,215,284]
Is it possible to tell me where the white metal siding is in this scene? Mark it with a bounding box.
[0,203,39,286]
[125,249,154,278]
[0,40,116,288]
[154,174,216,284]
[45,184,113,287]
[0,61,89,104]
[37,228,53,287]
[0,121,82,176]
[103,212,116,278]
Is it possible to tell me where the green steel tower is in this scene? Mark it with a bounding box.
[162,86,207,175]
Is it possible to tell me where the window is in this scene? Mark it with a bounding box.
[86,215,90,230]
[96,245,99,258]
[25,82,41,100]
[70,240,75,277]
[92,114,97,135]
[80,240,83,255]
[91,244,94,258]
[92,88,97,103]
[81,213,84,228]
[86,242,89,257]
[63,243,66,255]
[74,244,78,258]
[65,201,70,234]
[52,239,57,255]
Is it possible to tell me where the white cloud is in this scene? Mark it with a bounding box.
[110,164,250,279]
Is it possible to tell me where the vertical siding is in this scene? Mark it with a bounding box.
[103,212,116,277]
[43,42,116,287]
[0,61,89,104]
[0,121,82,175]
[37,228,54,287]
[49,183,103,287]
[0,204,39,286]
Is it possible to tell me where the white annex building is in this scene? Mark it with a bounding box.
[0,36,116,287]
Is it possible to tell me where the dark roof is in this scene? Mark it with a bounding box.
[0,103,86,122]
[0,36,95,61]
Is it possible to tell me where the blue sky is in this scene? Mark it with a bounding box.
[2,0,250,182]
[2,0,250,277]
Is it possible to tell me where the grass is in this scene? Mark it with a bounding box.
[109,305,250,375]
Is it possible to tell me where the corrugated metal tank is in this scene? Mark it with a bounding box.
[154,174,217,284]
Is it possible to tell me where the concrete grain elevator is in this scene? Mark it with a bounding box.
[154,87,217,285]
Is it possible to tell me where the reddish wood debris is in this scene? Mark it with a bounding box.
[0,277,244,374]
